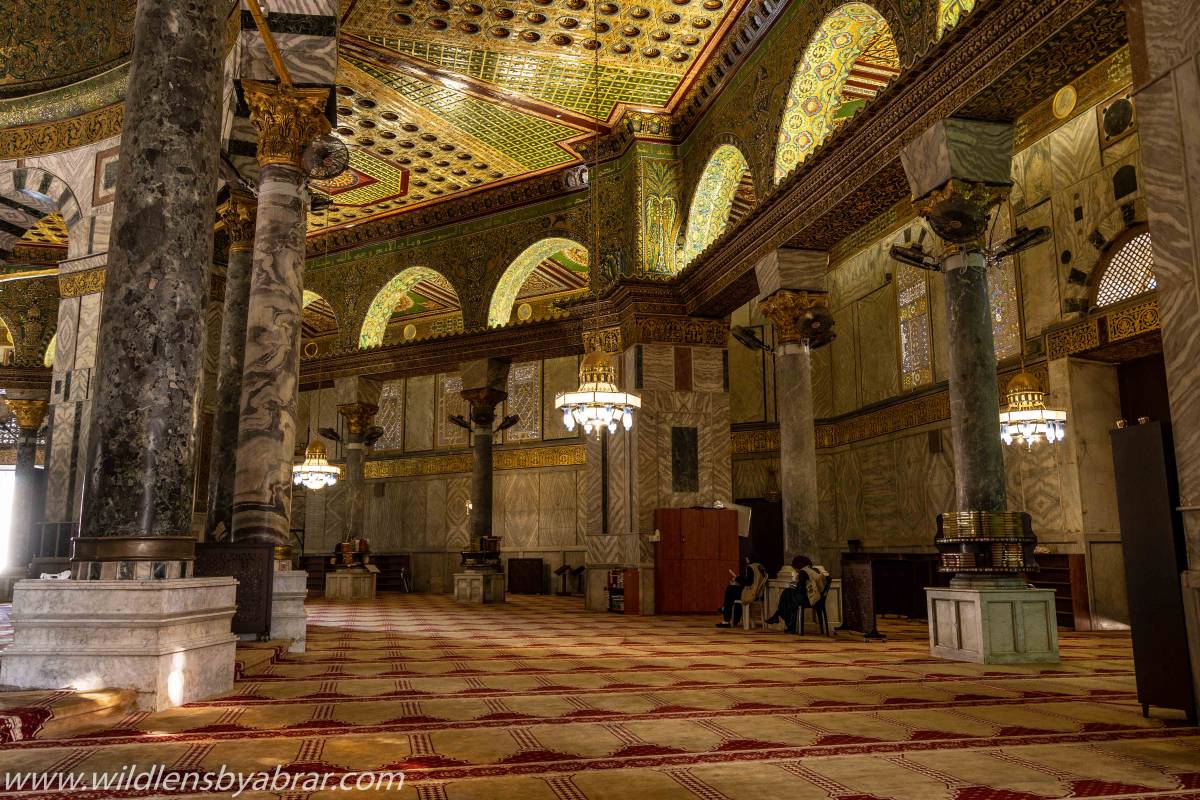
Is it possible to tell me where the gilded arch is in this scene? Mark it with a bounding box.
[359,267,460,348]
[773,3,898,183]
[937,0,977,38]
[0,167,85,262]
[487,237,588,328]
[681,145,755,268]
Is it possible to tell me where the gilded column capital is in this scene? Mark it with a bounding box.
[461,387,508,424]
[7,398,49,431]
[914,179,1010,249]
[218,190,258,252]
[242,80,332,170]
[337,402,379,437]
[758,289,835,348]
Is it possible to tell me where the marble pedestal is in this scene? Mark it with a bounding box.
[271,570,308,653]
[0,577,237,711]
[926,585,1059,664]
[0,567,26,602]
[764,577,842,630]
[325,570,376,601]
[454,571,505,603]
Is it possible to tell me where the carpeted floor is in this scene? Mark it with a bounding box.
[0,593,1197,799]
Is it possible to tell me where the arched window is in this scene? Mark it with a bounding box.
[774,4,899,182]
[301,291,339,358]
[1093,229,1157,308]
[894,223,935,388]
[681,145,755,267]
[359,267,461,348]
[937,0,977,38]
[988,205,1021,361]
[487,238,588,327]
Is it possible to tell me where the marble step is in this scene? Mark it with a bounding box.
[235,640,290,678]
[0,687,137,742]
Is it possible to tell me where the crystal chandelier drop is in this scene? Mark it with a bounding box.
[998,369,1066,448]
[557,347,641,436]
[293,439,341,490]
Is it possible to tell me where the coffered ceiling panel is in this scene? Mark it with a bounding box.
[0,1,136,98]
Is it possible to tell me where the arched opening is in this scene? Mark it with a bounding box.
[301,290,340,358]
[937,0,977,38]
[680,145,756,268]
[774,3,900,182]
[0,167,84,262]
[487,238,589,327]
[1091,227,1157,309]
[359,267,462,348]
[43,332,56,368]
[0,318,14,367]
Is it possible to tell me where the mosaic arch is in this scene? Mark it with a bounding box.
[487,238,588,327]
[773,3,899,183]
[359,267,459,348]
[681,145,754,268]
[937,0,977,38]
[43,332,56,368]
[0,167,84,262]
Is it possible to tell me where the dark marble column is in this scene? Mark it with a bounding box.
[231,81,330,553]
[336,401,378,543]
[6,399,47,576]
[463,388,506,542]
[74,0,225,578]
[942,251,1005,511]
[204,191,257,541]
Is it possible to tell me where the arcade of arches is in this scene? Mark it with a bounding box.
[1,0,1199,797]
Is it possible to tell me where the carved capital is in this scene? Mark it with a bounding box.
[7,398,48,431]
[243,81,331,170]
[337,402,379,437]
[218,191,258,252]
[758,289,831,346]
[461,387,507,425]
[914,179,1010,247]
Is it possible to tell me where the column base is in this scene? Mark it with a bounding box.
[454,571,505,603]
[0,577,237,711]
[926,585,1060,664]
[271,570,308,653]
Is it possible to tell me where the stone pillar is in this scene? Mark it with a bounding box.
[74,0,227,576]
[1127,0,1200,716]
[754,248,833,563]
[204,191,257,541]
[902,119,1058,663]
[335,376,381,543]
[5,397,47,579]
[230,81,330,554]
[459,358,510,543]
[1,0,238,711]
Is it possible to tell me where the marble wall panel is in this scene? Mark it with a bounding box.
[728,334,767,423]
[732,455,777,499]
[811,345,833,419]
[895,431,930,537]
[52,297,80,390]
[404,374,435,452]
[856,439,900,543]
[692,346,724,393]
[832,450,863,540]
[1010,137,1053,213]
[44,403,76,522]
[856,286,901,406]
[495,471,539,548]
[641,344,674,392]
[929,272,950,383]
[74,293,102,371]
[1050,111,1103,192]
[1016,201,1062,338]
[538,471,578,546]
[543,355,579,440]
[830,312,860,415]
[446,476,472,550]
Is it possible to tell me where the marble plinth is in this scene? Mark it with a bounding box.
[454,571,505,604]
[325,570,376,601]
[0,577,237,711]
[926,586,1059,664]
[271,570,308,653]
[764,577,842,630]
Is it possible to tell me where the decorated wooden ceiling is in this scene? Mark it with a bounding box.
[312,0,749,230]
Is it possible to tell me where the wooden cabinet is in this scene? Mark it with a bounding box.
[373,553,412,593]
[1028,553,1092,631]
[508,558,544,594]
[654,508,739,614]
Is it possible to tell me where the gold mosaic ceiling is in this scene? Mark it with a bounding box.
[0,1,136,98]
[312,0,748,231]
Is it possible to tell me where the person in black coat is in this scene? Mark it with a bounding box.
[766,555,823,633]
[716,555,760,628]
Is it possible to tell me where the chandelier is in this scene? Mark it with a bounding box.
[293,439,341,490]
[557,348,641,436]
[999,369,1066,448]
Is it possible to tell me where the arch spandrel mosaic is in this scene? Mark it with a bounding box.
[680,144,752,267]
[359,266,462,349]
[487,237,588,328]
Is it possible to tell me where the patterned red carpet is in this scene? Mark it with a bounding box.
[0,593,1197,799]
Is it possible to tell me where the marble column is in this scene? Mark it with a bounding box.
[74,0,226,576]
[755,248,832,563]
[5,398,48,578]
[335,376,381,543]
[204,191,257,541]
[231,81,330,553]
[460,358,510,543]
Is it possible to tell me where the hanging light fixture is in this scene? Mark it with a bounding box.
[554,8,640,438]
[998,369,1066,448]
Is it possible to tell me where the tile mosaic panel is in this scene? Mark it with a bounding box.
[436,372,467,449]
[504,360,541,443]
[375,379,405,451]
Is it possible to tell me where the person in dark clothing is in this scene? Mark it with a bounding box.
[716,556,766,628]
[765,555,828,633]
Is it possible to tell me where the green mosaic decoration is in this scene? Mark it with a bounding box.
[488,237,586,327]
[360,266,458,348]
[937,0,978,38]
[773,4,894,182]
[640,156,681,275]
[680,144,750,267]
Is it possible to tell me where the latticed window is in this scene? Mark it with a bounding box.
[1095,231,1157,308]
[897,264,932,389]
[987,205,1021,361]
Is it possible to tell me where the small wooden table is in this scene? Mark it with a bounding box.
[325,569,377,601]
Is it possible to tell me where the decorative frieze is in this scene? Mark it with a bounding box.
[363,443,586,480]
[1044,296,1159,359]
[58,269,106,297]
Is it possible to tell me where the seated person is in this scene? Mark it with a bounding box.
[766,555,829,633]
[716,556,768,628]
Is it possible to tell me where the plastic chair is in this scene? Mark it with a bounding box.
[734,583,768,630]
[797,577,833,636]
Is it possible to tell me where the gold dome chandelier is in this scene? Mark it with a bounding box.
[998,369,1066,448]
[293,439,341,490]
